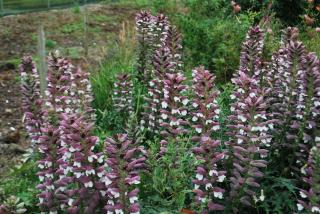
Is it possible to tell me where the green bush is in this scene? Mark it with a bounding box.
[177,0,256,83]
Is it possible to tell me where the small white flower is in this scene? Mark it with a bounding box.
[237,138,244,144]
[299,191,307,198]
[311,206,320,213]
[39,176,44,182]
[213,191,223,199]
[196,173,204,180]
[301,166,307,175]
[196,127,202,133]
[259,190,265,201]
[172,109,180,114]
[193,102,199,108]
[97,171,104,178]
[47,185,55,190]
[69,147,76,153]
[88,155,97,163]
[101,177,112,186]
[110,190,120,198]
[161,101,168,108]
[218,175,226,182]
[39,198,44,204]
[46,173,54,179]
[268,123,274,129]
[206,120,213,125]
[214,109,220,114]
[97,155,104,163]
[75,172,82,178]
[174,96,180,102]
[315,136,320,142]
[205,183,212,190]
[209,170,218,176]
[84,181,93,187]
[230,94,236,100]
[74,162,81,167]
[161,113,168,120]
[237,115,247,122]
[197,113,204,118]
[129,179,141,185]
[297,203,304,211]
[194,184,200,189]
[129,196,138,204]
[212,125,220,131]
[180,110,187,116]
[192,116,198,122]
[182,99,189,106]
[115,209,124,214]
[86,169,95,176]
[149,81,155,87]
[68,198,74,206]
[199,197,206,203]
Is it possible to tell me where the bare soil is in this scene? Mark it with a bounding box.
[0,3,138,177]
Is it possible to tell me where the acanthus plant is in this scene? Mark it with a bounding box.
[103,134,146,214]
[72,67,96,123]
[135,11,169,85]
[36,54,75,213]
[238,26,264,81]
[264,27,299,129]
[165,25,183,74]
[265,29,316,177]
[190,66,226,213]
[135,10,154,84]
[20,55,43,148]
[297,143,320,213]
[113,73,134,117]
[56,66,104,213]
[152,13,170,50]
[159,72,189,140]
[227,71,271,212]
[288,52,320,175]
[140,47,173,134]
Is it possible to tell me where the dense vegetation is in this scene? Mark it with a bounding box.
[1,1,320,214]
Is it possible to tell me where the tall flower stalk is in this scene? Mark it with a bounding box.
[297,144,320,213]
[190,67,226,212]
[238,26,264,80]
[56,66,104,213]
[165,25,183,74]
[135,10,154,84]
[113,73,134,117]
[135,11,169,85]
[103,134,146,214]
[140,47,173,134]
[159,73,189,139]
[228,71,271,212]
[36,54,74,213]
[288,52,320,174]
[20,55,43,148]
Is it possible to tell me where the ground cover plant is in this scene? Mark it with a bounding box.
[1,1,320,214]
